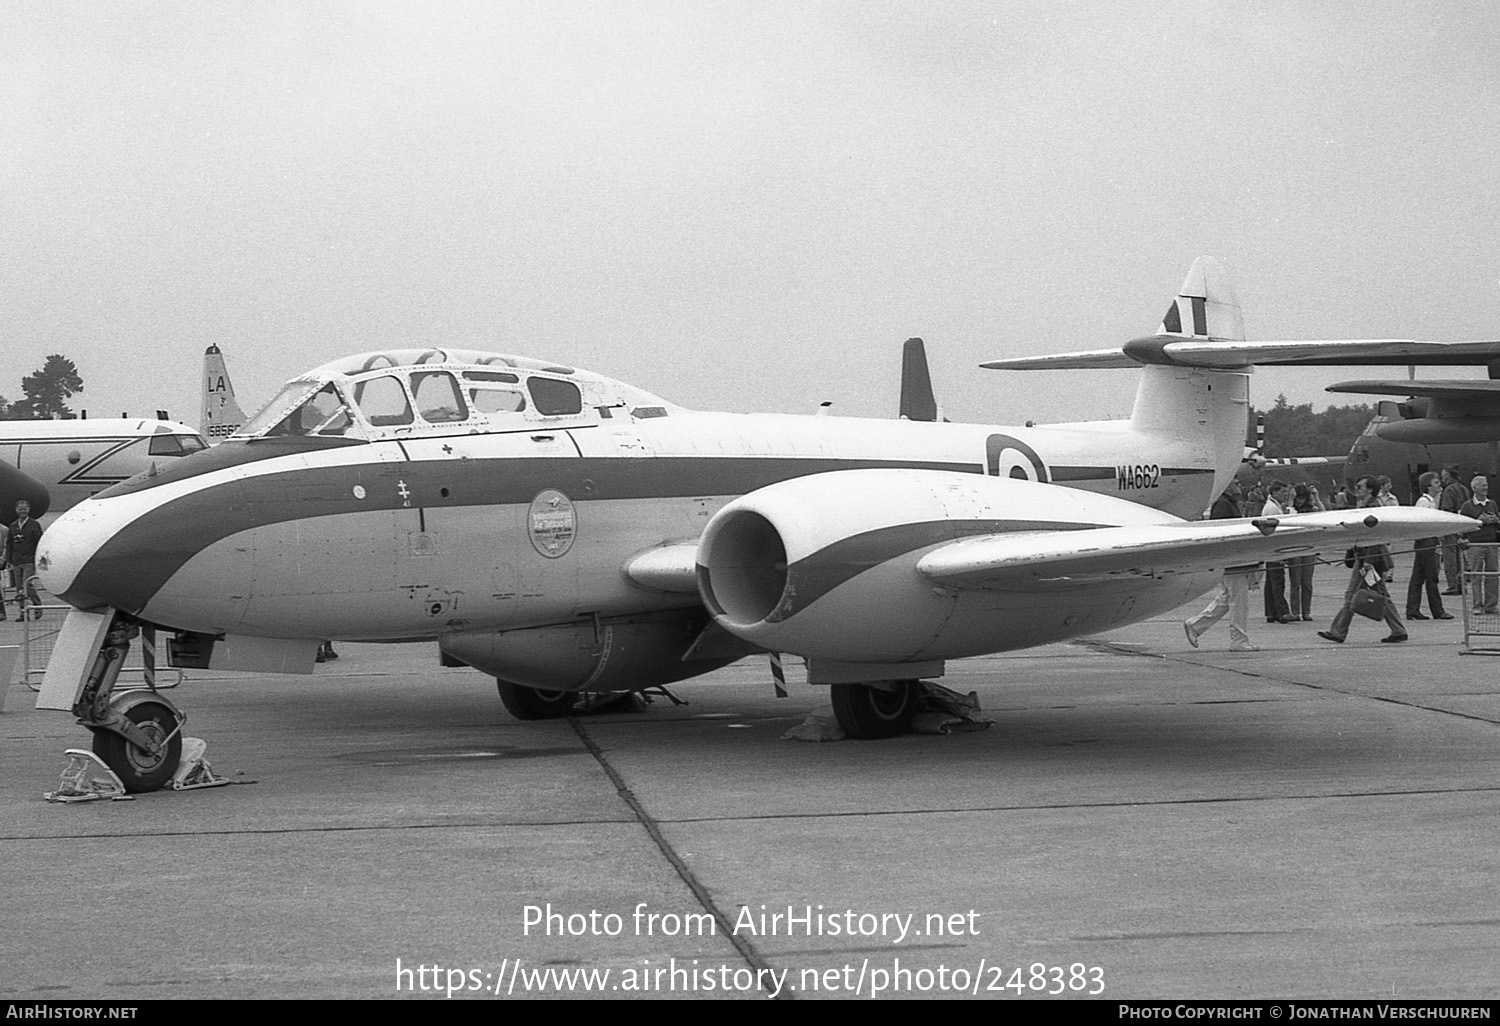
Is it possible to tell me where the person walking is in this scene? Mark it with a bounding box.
[1184,481,1259,652]
[1318,477,1408,644]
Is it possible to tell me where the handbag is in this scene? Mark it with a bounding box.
[1350,587,1386,621]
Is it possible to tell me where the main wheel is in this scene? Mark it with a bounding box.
[495,679,578,720]
[91,700,183,793]
[830,680,921,739]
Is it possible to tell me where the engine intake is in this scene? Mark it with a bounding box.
[696,468,1186,663]
[697,510,788,627]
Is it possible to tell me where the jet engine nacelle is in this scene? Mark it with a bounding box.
[439,611,732,693]
[695,468,1183,664]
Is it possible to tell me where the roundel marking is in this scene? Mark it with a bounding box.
[986,433,1049,482]
[529,489,577,558]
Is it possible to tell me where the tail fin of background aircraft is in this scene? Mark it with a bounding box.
[899,337,944,422]
[201,344,247,442]
[900,334,936,420]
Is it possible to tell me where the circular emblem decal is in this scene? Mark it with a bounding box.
[985,433,1050,482]
[529,489,577,558]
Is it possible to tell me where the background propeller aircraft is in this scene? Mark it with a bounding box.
[34,258,1492,791]
[0,343,244,519]
[1334,379,1500,503]
[0,417,206,521]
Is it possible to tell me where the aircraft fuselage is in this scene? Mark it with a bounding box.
[38,349,1226,648]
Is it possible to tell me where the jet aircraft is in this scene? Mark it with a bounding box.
[33,258,1493,792]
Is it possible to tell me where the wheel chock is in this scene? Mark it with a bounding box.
[169,737,245,790]
[781,707,846,742]
[44,750,134,803]
[911,682,994,735]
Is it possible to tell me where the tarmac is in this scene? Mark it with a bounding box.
[2,571,1499,1001]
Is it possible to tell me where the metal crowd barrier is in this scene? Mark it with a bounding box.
[1460,543,1500,656]
[18,579,182,690]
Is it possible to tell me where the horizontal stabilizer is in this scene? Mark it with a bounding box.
[917,508,1476,590]
[980,348,1139,371]
[985,337,1500,372]
[1327,379,1500,400]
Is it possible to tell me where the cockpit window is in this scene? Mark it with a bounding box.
[353,376,414,427]
[149,433,208,456]
[527,377,583,416]
[259,382,355,437]
[470,388,526,416]
[411,371,468,424]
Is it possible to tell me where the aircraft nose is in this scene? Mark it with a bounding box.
[38,498,153,612]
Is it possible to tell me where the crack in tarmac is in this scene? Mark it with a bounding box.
[10,782,1500,841]
[567,716,792,1000]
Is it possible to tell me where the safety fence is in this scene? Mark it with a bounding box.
[13,578,180,690]
[1460,543,1500,655]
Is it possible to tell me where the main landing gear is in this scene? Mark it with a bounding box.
[829,680,921,739]
[74,615,185,793]
[495,678,578,719]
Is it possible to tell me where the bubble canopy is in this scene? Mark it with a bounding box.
[234,348,678,441]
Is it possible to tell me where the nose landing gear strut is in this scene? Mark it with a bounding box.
[72,613,184,793]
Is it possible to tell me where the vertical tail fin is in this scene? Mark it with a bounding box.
[1156,256,1245,342]
[201,344,247,442]
[1131,258,1253,502]
[899,337,944,422]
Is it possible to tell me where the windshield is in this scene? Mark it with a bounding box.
[243,381,356,438]
[149,432,209,456]
[238,381,324,437]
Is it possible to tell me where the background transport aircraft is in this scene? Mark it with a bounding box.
[0,460,50,519]
[0,415,207,520]
[1333,380,1500,503]
[34,258,1493,792]
[0,344,244,520]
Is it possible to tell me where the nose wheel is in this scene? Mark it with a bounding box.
[830,680,921,739]
[90,699,183,793]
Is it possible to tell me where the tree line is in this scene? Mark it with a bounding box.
[1253,394,1374,458]
[0,355,84,419]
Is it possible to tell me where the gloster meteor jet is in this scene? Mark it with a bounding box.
[34,259,1491,791]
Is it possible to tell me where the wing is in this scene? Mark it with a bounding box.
[917,508,1476,590]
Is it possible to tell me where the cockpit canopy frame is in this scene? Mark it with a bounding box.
[232,347,677,442]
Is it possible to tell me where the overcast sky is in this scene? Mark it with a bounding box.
[4,1,1498,431]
